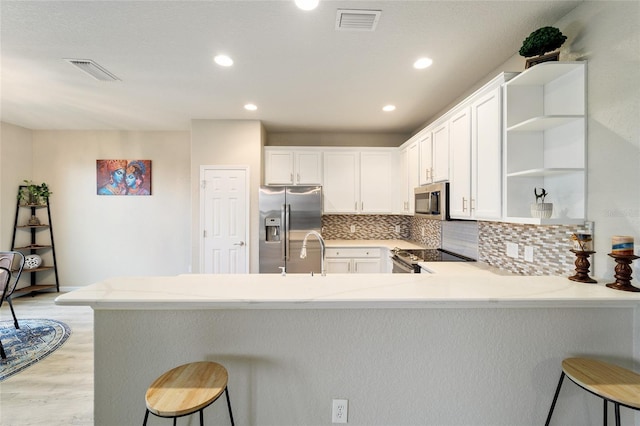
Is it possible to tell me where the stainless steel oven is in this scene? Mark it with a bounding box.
[414,182,449,220]
[390,247,475,273]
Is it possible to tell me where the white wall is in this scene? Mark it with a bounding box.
[0,123,32,249]
[190,120,264,273]
[28,130,191,287]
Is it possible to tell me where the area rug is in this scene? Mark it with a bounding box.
[0,318,71,381]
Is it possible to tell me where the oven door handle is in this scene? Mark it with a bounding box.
[391,257,416,273]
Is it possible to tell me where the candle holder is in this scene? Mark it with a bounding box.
[606,253,640,292]
[568,250,597,283]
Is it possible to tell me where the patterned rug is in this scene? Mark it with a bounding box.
[0,318,71,381]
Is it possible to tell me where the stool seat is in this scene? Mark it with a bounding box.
[562,358,640,409]
[144,361,234,425]
[546,357,640,426]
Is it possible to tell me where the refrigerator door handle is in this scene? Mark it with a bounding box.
[284,203,291,261]
[281,204,287,261]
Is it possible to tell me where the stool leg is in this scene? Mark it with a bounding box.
[143,409,149,426]
[603,399,607,426]
[614,403,620,426]
[200,409,204,426]
[225,386,235,426]
[545,371,565,426]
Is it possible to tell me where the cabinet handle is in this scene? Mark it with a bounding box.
[430,168,434,180]
[462,197,467,212]
[348,263,351,272]
[290,173,294,183]
[471,198,475,211]
[297,172,300,183]
[355,202,358,211]
[361,201,364,211]
[426,169,430,180]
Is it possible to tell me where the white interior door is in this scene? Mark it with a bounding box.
[201,166,249,273]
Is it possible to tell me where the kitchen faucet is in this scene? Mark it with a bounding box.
[300,230,326,276]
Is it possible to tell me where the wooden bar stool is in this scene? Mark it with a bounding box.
[143,361,234,426]
[545,357,640,426]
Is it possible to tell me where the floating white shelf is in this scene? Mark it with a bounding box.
[506,115,583,132]
[506,168,584,178]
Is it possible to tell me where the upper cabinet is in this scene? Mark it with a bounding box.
[323,149,396,214]
[449,73,514,220]
[503,62,586,224]
[264,148,322,185]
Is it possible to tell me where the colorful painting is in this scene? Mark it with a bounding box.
[96,160,152,196]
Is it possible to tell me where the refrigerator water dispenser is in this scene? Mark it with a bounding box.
[265,217,281,242]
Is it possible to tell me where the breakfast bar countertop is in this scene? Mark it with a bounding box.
[55,267,640,310]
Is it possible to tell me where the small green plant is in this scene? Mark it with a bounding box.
[519,26,567,57]
[534,187,548,203]
[19,180,52,205]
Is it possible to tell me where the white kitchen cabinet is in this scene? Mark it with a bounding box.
[399,144,409,213]
[472,85,504,220]
[449,106,472,218]
[431,121,449,182]
[448,74,514,220]
[398,139,420,214]
[323,151,359,213]
[503,62,586,224]
[325,248,382,273]
[264,148,322,185]
[323,149,395,214]
[418,131,433,185]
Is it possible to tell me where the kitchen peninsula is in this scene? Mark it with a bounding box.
[56,271,640,425]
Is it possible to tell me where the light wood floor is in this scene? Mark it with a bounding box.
[0,292,94,425]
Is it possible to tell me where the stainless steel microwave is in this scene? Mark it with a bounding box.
[414,182,450,220]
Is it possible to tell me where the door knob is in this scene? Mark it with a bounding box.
[233,241,245,246]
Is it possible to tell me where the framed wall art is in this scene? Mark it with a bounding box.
[96,159,152,196]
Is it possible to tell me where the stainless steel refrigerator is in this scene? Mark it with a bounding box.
[259,185,322,274]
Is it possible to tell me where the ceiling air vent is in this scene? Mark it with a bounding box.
[64,59,120,82]
[335,9,381,31]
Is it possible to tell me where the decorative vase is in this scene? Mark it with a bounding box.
[24,254,42,269]
[525,51,560,69]
[531,202,553,219]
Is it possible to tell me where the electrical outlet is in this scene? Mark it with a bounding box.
[524,246,534,262]
[421,227,426,237]
[350,225,356,233]
[332,399,348,424]
[506,242,519,258]
[395,225,401,233]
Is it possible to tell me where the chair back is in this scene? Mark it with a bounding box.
[0,266,11,301]
[0,252,25,296]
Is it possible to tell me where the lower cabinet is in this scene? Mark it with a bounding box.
[325,248,383,273]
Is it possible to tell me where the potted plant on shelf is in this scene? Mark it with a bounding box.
[19,180,53,205]
[519,26,567,68]
[531,187,553,219]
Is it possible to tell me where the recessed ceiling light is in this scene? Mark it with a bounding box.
[295,0,319,11]
[413,57,433,69]
[382,105,396,112]
[214,55,233,67]
[244,104,258,111]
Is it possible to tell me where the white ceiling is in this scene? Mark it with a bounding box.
[0,0,581,134]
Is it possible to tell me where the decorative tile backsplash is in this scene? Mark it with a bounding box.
[322,214,580,276]
[478,221,579,276]
[322,215,411,240]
